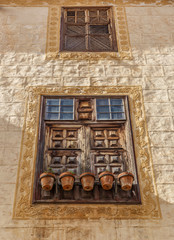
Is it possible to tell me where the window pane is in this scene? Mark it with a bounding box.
[97,106,110,113]
[46,98,74,120]
[97,113,110,120]
[46,99,59,105]
[46,106,59,112]
[111,105,124,112]
[45,112,59,120]
[112,113,125,120]
[60,106,73,112]
[96,98,125,120]
[96,99,109,105]
[110,99,123,105]
[61,99,73,105]
[60,113,74,120]
[67,11,75,16]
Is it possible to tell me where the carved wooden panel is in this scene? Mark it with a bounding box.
[51,128,79,149]
[77,98,93,120]
[91,127,124,149]
[92,150,126,175]
[44,126,81,177]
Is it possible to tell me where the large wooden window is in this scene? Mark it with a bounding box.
[33,96,141,204]
[60,7,117,52]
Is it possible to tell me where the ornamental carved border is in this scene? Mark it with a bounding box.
[46,6,132,60]
[13,86,161,220]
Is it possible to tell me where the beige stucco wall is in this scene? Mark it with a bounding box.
[0,3,174,240]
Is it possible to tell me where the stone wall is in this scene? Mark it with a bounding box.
[0,4,174,240]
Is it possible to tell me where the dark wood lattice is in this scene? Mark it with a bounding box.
[60,7,118,52]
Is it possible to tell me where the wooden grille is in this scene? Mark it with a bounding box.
[61,7,117,52]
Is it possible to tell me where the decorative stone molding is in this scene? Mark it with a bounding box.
[13,86,161,219]
[46,6,61,59]
[46,6,132,60]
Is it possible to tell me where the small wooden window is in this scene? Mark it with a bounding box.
[33,96,141,204]
[60,7,117,52]
[45,98,74,120]
[96,98,126,120]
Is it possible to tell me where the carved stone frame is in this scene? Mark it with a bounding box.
[46,5,132,60]
[13,86,161,219]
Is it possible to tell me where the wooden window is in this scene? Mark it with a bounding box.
[60,7,117,52]
[96,98,125,120]
[33,96,141,204]
[45,98,74,120]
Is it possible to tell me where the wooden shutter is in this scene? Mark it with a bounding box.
[61,7,117,52]
[88,8,112,51]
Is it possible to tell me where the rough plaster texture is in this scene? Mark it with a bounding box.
[0,5,174,240]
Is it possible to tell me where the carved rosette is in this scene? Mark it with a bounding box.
[13,86,161,220]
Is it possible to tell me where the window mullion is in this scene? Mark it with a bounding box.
[84,125,91,172]
[97,10,99,22]
[58,99,61,120]
[65,9,67,22]
[108,8,113,50]
[79,125,86,173]
[73,98,75,120]
[86,9,89,50]
[109,98,112,120]
[75,10,77,23]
